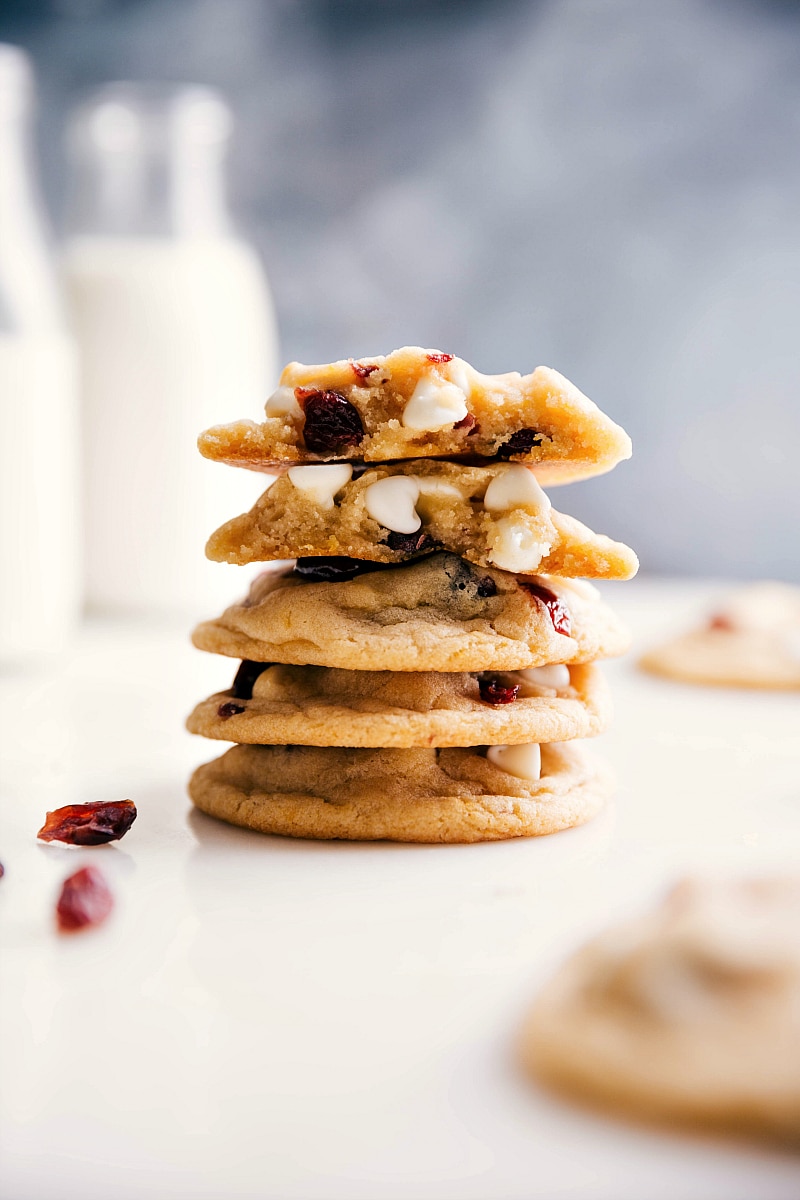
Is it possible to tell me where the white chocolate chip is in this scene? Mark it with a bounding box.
[287,464,353,509]
[487,742,542,782]
[488,516,551,573]
[516,664,571,691]
[483,464,551,514]
[364,476,421,534]
[414,476,465,500]
[444,357,472,396]
[265,385,303,419]
[401,374,469,430]
[251,664,292,698]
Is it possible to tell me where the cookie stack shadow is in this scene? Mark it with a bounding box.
[187,346,637,843]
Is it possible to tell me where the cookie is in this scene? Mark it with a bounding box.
[198,345,631,484]
[188,740,612,843]
[192,553,632,672]
[205,460,639,580]
[521,877,800,1145]
[640,582,800,690]
[186,661,611,748]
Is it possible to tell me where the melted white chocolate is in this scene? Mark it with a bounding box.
[488,516,551,573]
[287,464,353,509]
[401,373,469,430]
[483,464,551,515]
[516,664,571,692]
[486,742,542,781]
[364,476,421,534]
[265,384,303,419]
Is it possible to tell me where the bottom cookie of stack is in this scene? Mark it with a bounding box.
[188,741,614,844]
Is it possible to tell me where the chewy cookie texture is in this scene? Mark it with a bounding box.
[205,459,638,580]
[188,345,634,843]
[198,345,632,484]
[191,555,631,673]
[189,741,613,844]
[187,662,612,748]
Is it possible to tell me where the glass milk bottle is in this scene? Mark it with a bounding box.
[0,45,80,663]
[62,85,278,617]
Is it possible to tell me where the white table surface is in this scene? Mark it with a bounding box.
[1,578,799,1200]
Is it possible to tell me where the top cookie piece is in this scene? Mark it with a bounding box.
[198,346,632,485]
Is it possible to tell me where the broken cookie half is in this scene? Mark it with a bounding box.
[205,459,639,580]
[198,345,632,484]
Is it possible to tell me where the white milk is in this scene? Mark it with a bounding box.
[63,235,278,617]
[0,45,80,663]
[0,334,80,660]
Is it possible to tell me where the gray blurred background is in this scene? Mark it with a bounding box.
[4,0,800,579]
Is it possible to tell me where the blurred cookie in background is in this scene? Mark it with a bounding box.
[521,876,800,1145]
[639,582,800,689]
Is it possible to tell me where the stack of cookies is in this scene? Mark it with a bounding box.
[187,347,636,843]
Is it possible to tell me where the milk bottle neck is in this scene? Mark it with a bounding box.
[0,44,65,334]
[66,84,235,240]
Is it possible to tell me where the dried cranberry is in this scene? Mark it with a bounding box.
[479,678,519,705]
[454,413,476,432]
[708,613,735,631]
[385,530,437,556]
[293,556,387,582]
[522,581,572,636]
[218,701,245,719]
[232,660,269,699]
[426,352,454,363]
[476,575,498,598]
[38,800,137,847]
[350,360,377,381]
[295,388,364,454]
[496,428,544,459]
[56,866,113,932]
[0,862,4,879]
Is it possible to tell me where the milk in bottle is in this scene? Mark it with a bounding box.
[0,45,80,663]
[63,85,278,617]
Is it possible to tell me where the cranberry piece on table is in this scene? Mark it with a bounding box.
[522,581,572,636]
[708,613,736,631]
[479,678,520,705]
[295,388,364,453]
[56,866,114,933]
[496,428,544,458]
[38,800,137,847]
